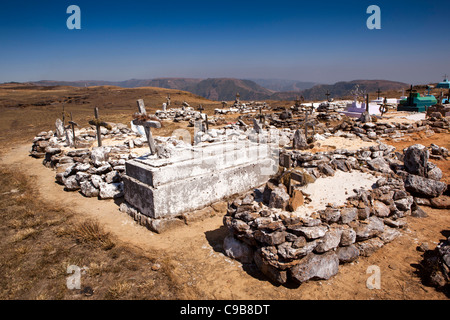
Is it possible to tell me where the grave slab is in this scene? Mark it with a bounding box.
[123,140,277,219]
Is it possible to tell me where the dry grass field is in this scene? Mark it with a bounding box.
[0,83,449,301]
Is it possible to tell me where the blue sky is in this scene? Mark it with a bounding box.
[0,0,449,84]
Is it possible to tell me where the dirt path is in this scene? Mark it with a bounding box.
[2,144,449,300]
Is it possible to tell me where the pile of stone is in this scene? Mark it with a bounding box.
[155,107,203,122]
[419,235,450,295]
[29,122,194,200]
[155,107,226,127]
[53,146,127,199]
[214,107,240,114]
[222,142,448,285]
[331,115,449,142]
[30,122,134,159]
[400,144,449,208]
[315,102,345,122]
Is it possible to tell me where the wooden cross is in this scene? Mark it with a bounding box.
[197,105,204,113]
[62,103,70,127]
[302,108,315,140]
[88,107,112,147]
[221,101,227,108]
[68,112,78,148]
[132,99,161,155]
[166,94,171,106]
[376,88,382,100]
[204,114,209,132]
[406,85,416,96]
[257,106,265,122]
[325,90,331,102]
[366,94,370,112]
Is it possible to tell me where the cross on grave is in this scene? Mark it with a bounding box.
[302,108,315,140]
[204,114,209,132]
[376,88,381,100]
[257,106,265,122]
[132,100,161,155]
[197,105,204,112]
[68,112,78,149]
[88,107,112,147]
[325,90,331,102]
[406,84,417,96]
[62,103,70,127]
[221,101,227,108]
[365,93,370,112]
[166,94,171,107]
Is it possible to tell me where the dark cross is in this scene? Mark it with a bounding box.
[221,101,227,108]
[376,88,382,100]
[68,112,78,149]
[325,90,331,102]
[88,107,112,147]
[366,94,370,112]
[197,105,204,112]
[443,74,448,81]
[406,85,416,95]
[62,103,70,127]
[166,94,171,106]
[406,85,417,105]
[257,106,265,122]
[132,100,161,155]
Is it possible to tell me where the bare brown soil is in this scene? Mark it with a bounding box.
[0,85,449,300]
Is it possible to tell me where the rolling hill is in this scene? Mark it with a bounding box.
[249,78,317,92]
[270,79,410,101]
[26,78,410,101]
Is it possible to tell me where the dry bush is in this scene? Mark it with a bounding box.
[72,219,115,250]
[106,281,133,300]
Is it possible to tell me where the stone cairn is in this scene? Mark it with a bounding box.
[155,105,226,127]
[419,234,450,296]
[29,122,145,200]
[223,141,448,285]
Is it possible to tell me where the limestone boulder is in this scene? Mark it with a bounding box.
[290,251,339,283]
[404,174,447,198]
[404,144,428,176]
[223,235,254,264]
[99,182,123,199]
[336,245,360,264]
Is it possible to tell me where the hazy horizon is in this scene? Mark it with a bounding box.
[1,0,449,85]
[4,77,421,87]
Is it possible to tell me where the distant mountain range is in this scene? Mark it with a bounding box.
[28,78,409,101]
[248,79,318,92]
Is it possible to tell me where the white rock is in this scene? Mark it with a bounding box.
[99,182,123,199]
